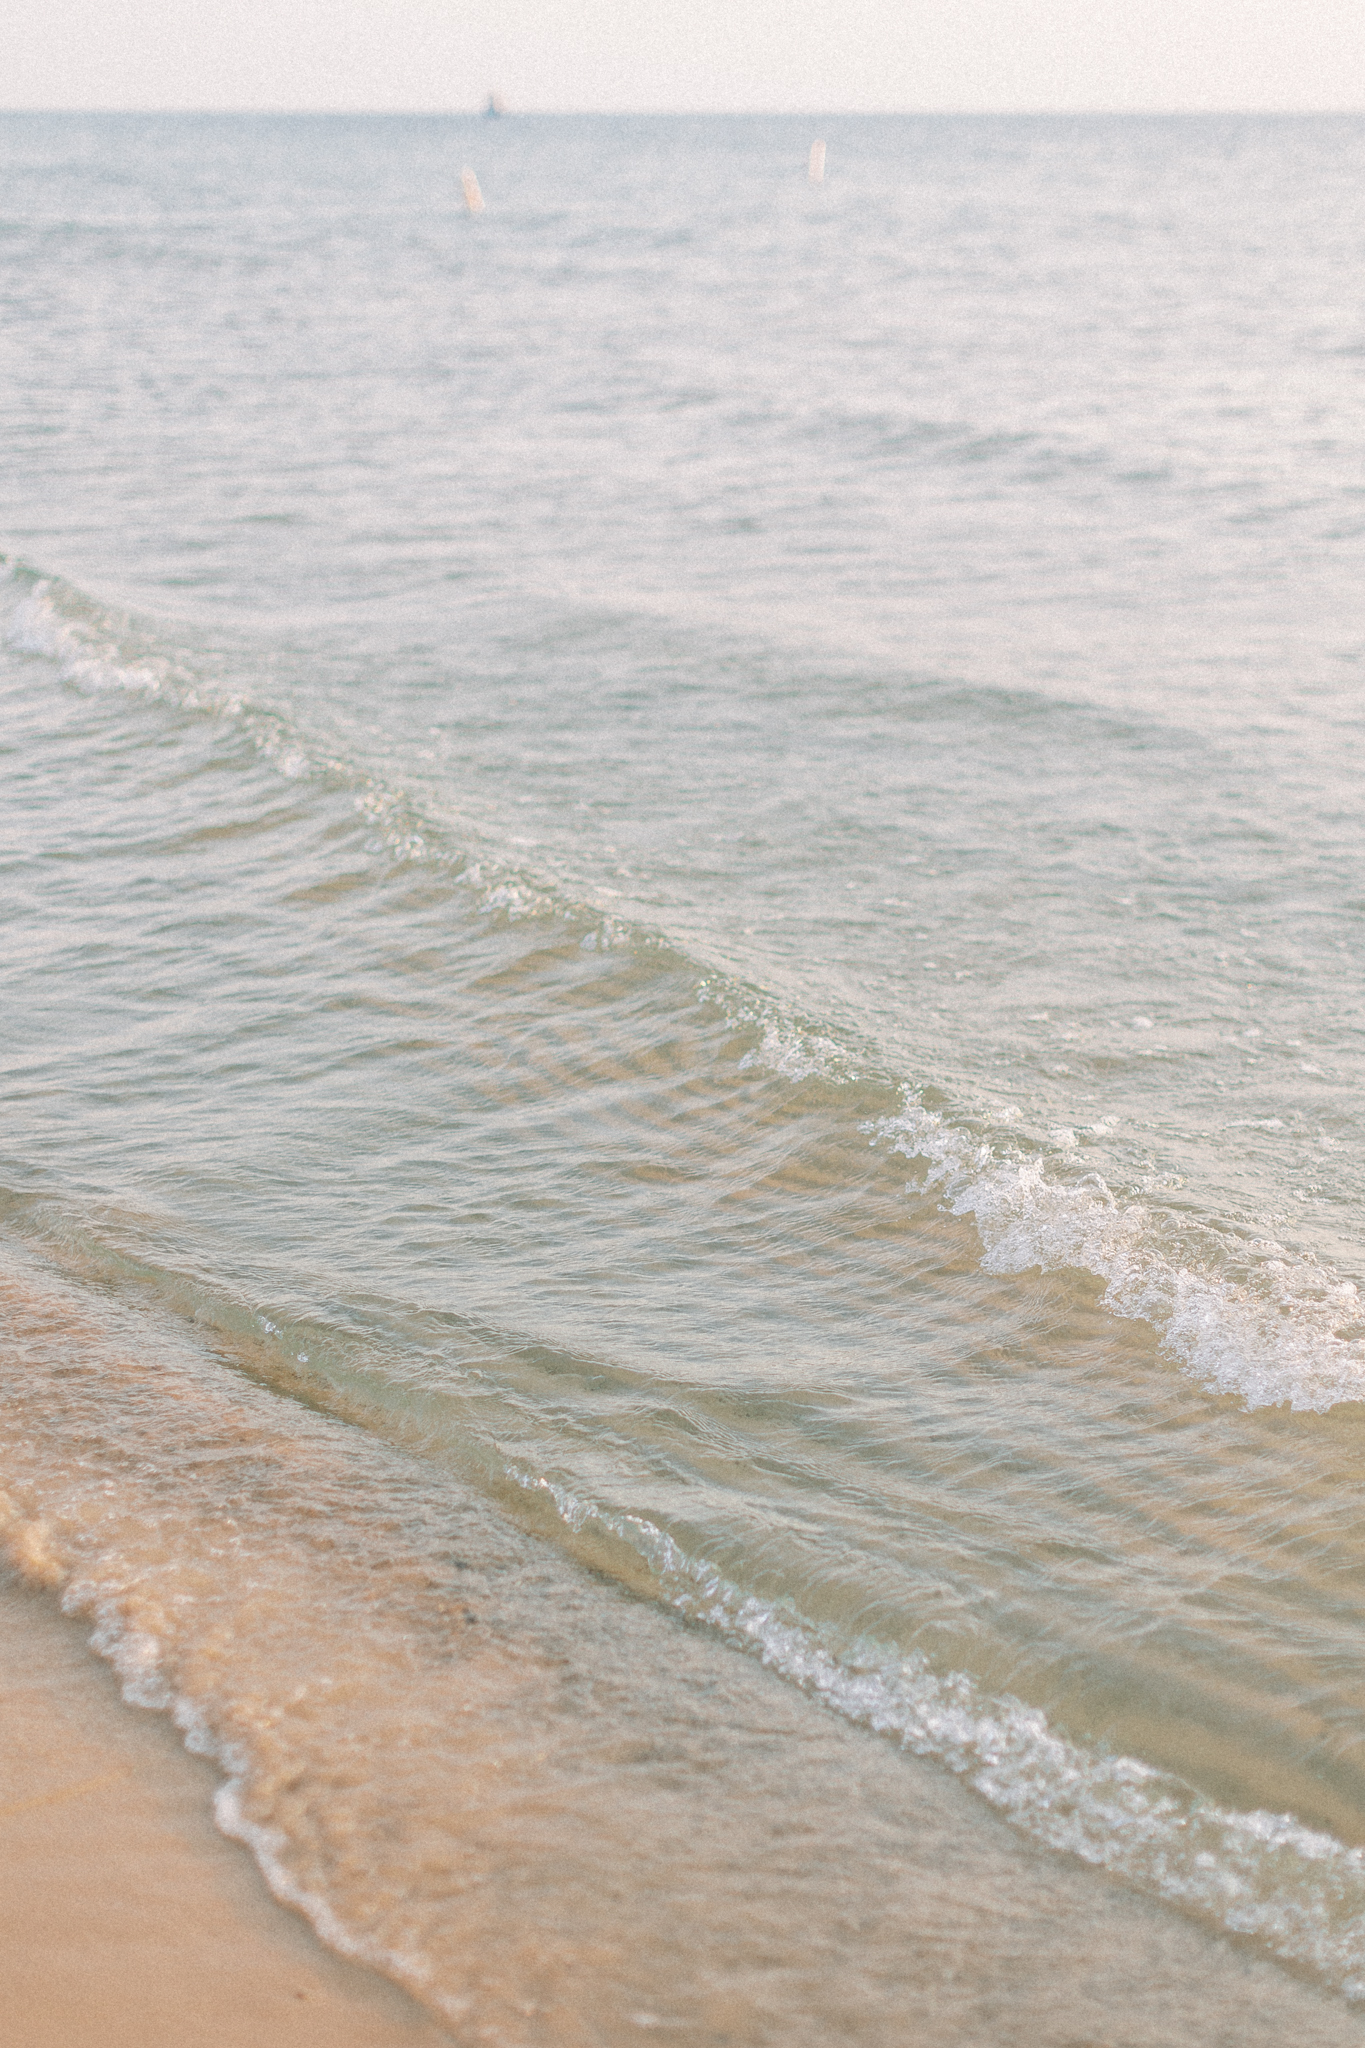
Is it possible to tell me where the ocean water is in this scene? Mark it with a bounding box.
[3,111,1365,2043]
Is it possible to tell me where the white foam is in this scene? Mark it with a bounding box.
[508,1465,1365,1999]
[697,980,859,1084]
[876,1100,1365,1413]
[738,1020,851,1081]
[1,567,521,898]
[32,1543,463,2021]
[7,579,173,698]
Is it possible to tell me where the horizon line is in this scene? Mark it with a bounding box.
[3,104,1365,120]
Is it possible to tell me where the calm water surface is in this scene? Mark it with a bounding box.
[2,112,1365,2043]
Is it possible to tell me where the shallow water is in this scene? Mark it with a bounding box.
[2,111,1365,2040]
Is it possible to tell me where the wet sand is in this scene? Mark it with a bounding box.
[0,1566,454,2048]
[8,1548,1365,2048]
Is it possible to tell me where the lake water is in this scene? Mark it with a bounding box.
[3,111,1365,2043]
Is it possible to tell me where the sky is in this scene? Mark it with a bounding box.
[5,0,1364,114]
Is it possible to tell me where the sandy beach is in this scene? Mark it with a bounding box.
[0,1564,454,2048]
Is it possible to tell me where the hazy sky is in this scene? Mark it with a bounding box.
[6,0,1364,114]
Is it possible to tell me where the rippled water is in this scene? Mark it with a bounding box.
[3,111,1365,2042]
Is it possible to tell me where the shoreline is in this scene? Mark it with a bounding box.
[0,1564,454,2048]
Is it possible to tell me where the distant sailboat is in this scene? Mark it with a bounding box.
[485,92,505,118]
[808,139,826,184]
[462,167,485,213]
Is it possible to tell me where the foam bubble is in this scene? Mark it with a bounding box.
[508,1465,1365,1998]
[7,580,173,698]
[876,1100,1365,1412]
[0,562,613,927]
[696,981,860,1084]
[738,1020,851,1081]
